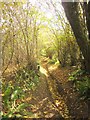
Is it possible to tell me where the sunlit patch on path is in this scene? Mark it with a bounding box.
[40,66,48,77]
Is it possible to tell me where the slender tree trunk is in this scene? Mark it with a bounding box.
[62,2,90,72]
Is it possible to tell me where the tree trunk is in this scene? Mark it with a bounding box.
[85,1,90,40]
[61,2,90,72]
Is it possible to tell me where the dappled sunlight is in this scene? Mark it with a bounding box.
[40,66,48,77]
[2,0,89,118]
[48,65,57,72]
[39,97,48,104]
[55,99,70,118]
[4,65,18,75]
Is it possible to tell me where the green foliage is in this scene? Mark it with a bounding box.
[48,58,57,64]
[76,78,89,98]
[2,84,26,118]
[11,88,23,100]
[45,47,55,59]
[4,85,13,98]
[2,67,40,118]
[15,67,39,91]
[69,69,86,81]
[40,49,47,57]
[69,69,90,100]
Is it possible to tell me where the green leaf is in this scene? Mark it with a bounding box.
[4,86,12,97]
[33,76,39,84]
[16,103,28,111]
[11,90,19,100]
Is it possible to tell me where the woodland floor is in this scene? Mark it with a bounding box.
[2,58,89,119]
[26,58,89,119]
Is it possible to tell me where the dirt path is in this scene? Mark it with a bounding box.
[26,63,71,119]
[26,70,62,119]
[41,60,88,119]
[25,60,88,119]
[2,59,89,119]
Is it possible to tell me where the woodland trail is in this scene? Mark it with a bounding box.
[26,59,88,119]
[26,67,62,119]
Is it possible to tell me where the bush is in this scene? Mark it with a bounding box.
[69,69,90,100]
[48,59,57,64]
[2,84,26,118]
[2,67,40,118]
[15,67,40,91]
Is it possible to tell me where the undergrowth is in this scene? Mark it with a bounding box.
[2,67,40,118]
[69,69,90,100]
